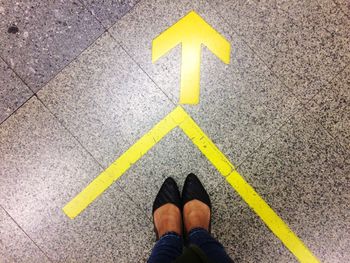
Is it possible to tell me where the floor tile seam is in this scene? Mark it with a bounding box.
[307,63,349,105]
[234,104,306,170]
[0,9,108,127]
[278,0,350,29]
[0,204,54,262]
[204,0,349,106]
[109,33,178,107]
[313,117,349,156]
[115,181,153,223]
[26,26,107,97]
[219,106,312,224]
[304,63,350,156]
[203,0,305,106]
[0,55,34,91]
[1,6,108,96]
[78,0,142,32]
[35,94,153,223]
[0,93,35,126]
[0,55,37,126]
[234,100,349,177]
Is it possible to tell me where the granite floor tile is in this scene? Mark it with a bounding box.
[236,108,350,262]
[0,58,33,123]
[81,0,140,28]
[75,183,154,262]
[0,206,51,263]
[0,0,104,91]
[0,97,153,262]
[0,96,101,261]
[209,0,350,102]
[108,0,301,165]
[274,0,349,34]
[38,32,173,168]
[310,65,350,154]
[117,128,227,218]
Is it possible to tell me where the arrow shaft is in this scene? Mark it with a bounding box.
[180,41,201,104]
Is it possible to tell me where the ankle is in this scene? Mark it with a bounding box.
[185,211,210,232]
[183,200,210,233]
[154,204,181,237]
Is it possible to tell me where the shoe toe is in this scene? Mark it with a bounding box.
[182,173,211,209]
[152,177,181,214]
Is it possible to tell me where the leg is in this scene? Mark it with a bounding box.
[182,174,234,262]
[187,227,233,263]
[149,178,183,263]
[148,232,183,263]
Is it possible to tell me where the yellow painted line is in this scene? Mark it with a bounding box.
[63,106,319,262]
[63,107,185,219]
[152,11,230,105]
[177,109,234,177]
[226,171,319,263]
[178,112,319,263]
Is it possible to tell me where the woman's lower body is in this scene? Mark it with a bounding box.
[148,227,233,263]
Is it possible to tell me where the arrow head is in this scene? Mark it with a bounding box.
[152,11,231,105]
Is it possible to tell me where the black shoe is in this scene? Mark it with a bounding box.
[152,177,181,240]
[182,173,211,232]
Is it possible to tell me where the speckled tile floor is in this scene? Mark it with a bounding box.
[0,0,349,262]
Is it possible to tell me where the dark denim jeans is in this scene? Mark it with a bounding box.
[148,228,233,263]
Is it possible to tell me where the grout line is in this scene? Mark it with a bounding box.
[0,205,54,262]
[203,0,350,109]
[34,94,153,222]
[30,32,108,95]
[235,105,305,170]
[0,56,37,126]
[305,63,349,105]
[235,61,349,170]
[77,0,142,32]
[0,56,33,92]
[85,0,178,107]
[234,63,350,170]
[0,93,35,126]
[0,0,147,129]
[204,0,350,163]
[0,23,108,127]
[203,0,305,106]
[114,37,178,106]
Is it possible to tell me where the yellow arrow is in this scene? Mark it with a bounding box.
[152,11,230,105]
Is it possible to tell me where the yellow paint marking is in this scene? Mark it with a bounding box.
[178,112,319,263]
[226,171,318,263]
[178,113,234,177]
[152,11,230,105]
[63,106,319,262]
[63,107,181,219]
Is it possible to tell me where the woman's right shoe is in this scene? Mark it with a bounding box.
[182,173,212,233]
[152,177,181,240]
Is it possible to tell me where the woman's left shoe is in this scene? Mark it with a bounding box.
[182,173,212,233]
[152,177,182,240]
